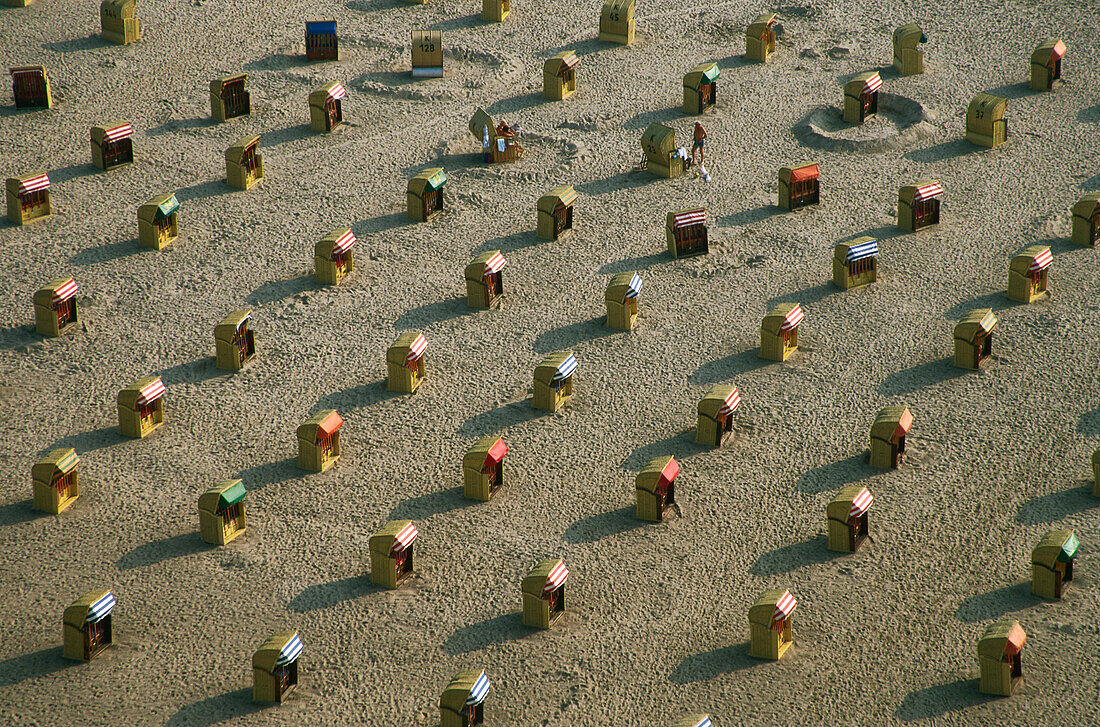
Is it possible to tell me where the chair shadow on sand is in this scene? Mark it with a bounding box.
[117,532,209,570]
[0,500,43,528]
[316,379,400,413]
[532,316,616,354]
[796,453,871,494]
[877,357,964,396]
[562,506,646,544]
[1015,484,1098,525]
[443,613,533,655]
[288,576,381,612]
[390,487,469,520]
[750,535,841,576]
[894,679,993,722]
[669,642,756,683]
[0,647,71,688]
[621,430,705,472]
[165,688,262,727]
[953,582,1040,623]
[459,399,542,438]
[689,348,769,386]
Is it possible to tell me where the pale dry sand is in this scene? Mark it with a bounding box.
[1,0,1099,725]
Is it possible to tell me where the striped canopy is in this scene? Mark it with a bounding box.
[718,387,740,416]
[52,278,78,304]
[692,719,713,727]
[862,72,883,94]
[406,334,427,364]
[558,51,580,70]
[102,123,134,143]
[672,209,706,229]
[333,230,356,254]
[1028,247,1053,273]
[19,174,50,194]
[484,251,507,275]
[56,449,80,473]
[845,239,878,263]
[552,354,577,381]
[554,186,578,207]
[849,487,873,517]
[779,304,804,332]
[466,672,491,705]
[913,182,943,201]
[326,83,346,102]
[624,273,642,298]
[275,633,303,665]
[773,590,797,621]
[86,592,116,623]
[390,522,418,555]
[136,377,166,406]
[544,560,569,593]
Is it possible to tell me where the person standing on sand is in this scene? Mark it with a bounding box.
[692,121,707,165]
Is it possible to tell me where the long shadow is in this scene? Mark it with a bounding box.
[751,535,841,576]
[563,506,646,544]
[0,500,42,528]
[622,430,706,472]
[903,139,972,164]
[623,106,682,131]
[598,252,666,275]
[797,453,871,494]
[390,487,468,520]
[346,0,404,11]
[0,324,38,351]
[474,230,538,255]
[146,117,215,137]
[165,688,262,727]
[0,647,71,688]
[689,348,769,386]
[459,399,542,438]
[244,52,303,72]
[42,34,111,52]
[117,532,208,570]
[715,55,751,71]
[1083,173,1100,191]
[394,297,465,330]
[48,163,96,185]
[487,92,549,116]
[943,291,1017,321]
[353,211,409,236]
[159,357,224,387]
[878,357,965,396]
[842,226,905,243]
[669,643,755,684]
[542,37,605,59]
[954,582,1040,623]
[174,180,233,203]
[246,274,318,305]
[1079,104,1100,124]
[1016,484,1098,525]
[718,204,783,228]
[766,283,835,309]
[443,613,532,655]
[429,12,481,31]
[315,379,399,412]
[236,457,301,491]
[71,238,144,266]
[265,123,314,147]
[533,316,616,354]
[575,170,657,196]
[1037,236,1077,255]
[288,576,379,612]
[1077,407,1100,436]
[367,70,419,88]
[894,679,993,722]
[51,425,125,454]
[984,81,1039,100]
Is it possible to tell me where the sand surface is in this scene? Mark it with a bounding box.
[2,0,1100,725]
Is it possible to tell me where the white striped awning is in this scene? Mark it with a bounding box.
[56,449,80,473]
[390,522,419,554]
[672,209,706,229]
[544,561,569,593]
[692,718,713,727]
[103,123,134,143]
[52,278,78,304]
[333,230,356,254]
[1028,248,1053,273]
[19,174,50,194]
[773,590,797,621]
[845,239,878,263]
[86,592,116,623]
[718,387,740,416]
[275,633,303,665]
[862,72,883,94]
[484,251,507,275]
[326,82,346,102]
[559,51,580,70]
[406,334,427,364]
[779,305,803,333]
[913,182,943,202]
[849,488,873,518]
[136,377,166,406]
[552,354,577,381]
[466,672,491,705]
[624,273,642,298]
